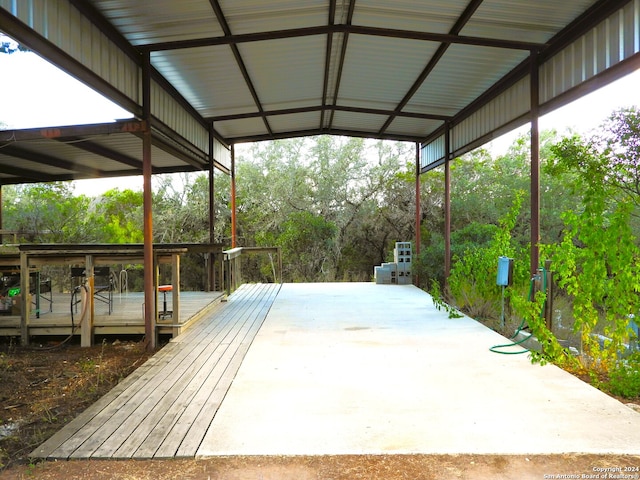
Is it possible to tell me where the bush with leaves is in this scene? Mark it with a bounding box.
[542,109,640,375]
[447,190,529,321]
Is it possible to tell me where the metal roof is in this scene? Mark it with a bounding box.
[0,0,638,183]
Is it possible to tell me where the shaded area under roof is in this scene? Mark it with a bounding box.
[0,0,638,181]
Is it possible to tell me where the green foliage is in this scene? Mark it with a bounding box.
[607,352,640,398]
[448,190,529,318]
[542,109,640,374]
[3,183,93,242]
[275,211,336,282]
[429,279,463,318]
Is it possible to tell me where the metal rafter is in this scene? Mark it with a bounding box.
[421,0,635,154]
[208,0,273,137]
[326,0,357,131]
[0,144,104,178]
[320,0,337,129]
[378,0,485,136]
[229,126,423,145]
[141,25,544,53]
[210,105,450,123]
[57,138,143,171]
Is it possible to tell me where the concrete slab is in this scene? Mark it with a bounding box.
[198,282,640,456]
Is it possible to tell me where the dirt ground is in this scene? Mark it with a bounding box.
[1,337,639,480]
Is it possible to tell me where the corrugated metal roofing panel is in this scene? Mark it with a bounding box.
[338,35,439,111]
[152,47,255,118]
[2,0,636,177]
[453,76,530,154]
[352,0,468,34]
[410,44,527,116]
[461,0,598,43]
[214,117,269,140]
[220,0,328,35]
[239,35,325,109]
[268,112,322,134]
[330,111,388,134]
[540,1,640,104]
[90,0,222,45]
[386,117,443,139]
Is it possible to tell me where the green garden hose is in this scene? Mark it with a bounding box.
[490,268,546,355]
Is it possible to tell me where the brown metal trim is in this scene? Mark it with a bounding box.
[230,145,237,249]
[208,0,273,137]
[211,104,451,123]
[0,144,107,177]
[530,52,540,275]
[141,51,155,351]
[327,0,357,130]
[208,123,216,245]
[0,164,58,182]
[379,0,485,136]
[444,126,452,283]
[56,138,143,171]
[320,0,337,129]
[0,121,145,142]
[414,143,421,287]
[228,128,424,145]
[142,24,544,53]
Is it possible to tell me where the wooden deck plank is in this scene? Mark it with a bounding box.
[98,297,260,459]
[54,310,238,459]
[126,287,270,459]
[175,284,281,457]
[160,285,279,458]
[32,283,280,460]
[88,317,243,458]
[67,307,244,459]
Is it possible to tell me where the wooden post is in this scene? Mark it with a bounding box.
[82,255,94,347]
[19,251,29,346]
[172,254,180,325]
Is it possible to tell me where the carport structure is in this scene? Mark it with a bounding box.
[1,0,639,349]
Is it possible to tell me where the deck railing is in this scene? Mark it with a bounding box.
[223,246,282,295]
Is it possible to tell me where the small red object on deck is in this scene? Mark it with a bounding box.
[159,285,173,319]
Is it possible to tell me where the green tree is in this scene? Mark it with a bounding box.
[542,108,640,373]
[3,183,92,242]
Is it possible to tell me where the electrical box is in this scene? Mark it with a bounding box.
[496,256,513,287]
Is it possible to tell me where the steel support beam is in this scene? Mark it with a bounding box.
[530,52,540,275]
[444,127,452,284]
[142,52,155,351]
[230,145,237,249]
[415,143,421,287]
[208,123,216,291]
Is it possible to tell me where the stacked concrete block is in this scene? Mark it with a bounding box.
[374,242,412,285]
[395,242,412,285]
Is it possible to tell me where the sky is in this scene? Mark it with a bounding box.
[1,36,640,196]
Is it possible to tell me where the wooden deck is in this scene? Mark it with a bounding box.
[0,290,225,339]
[32,282,281,460]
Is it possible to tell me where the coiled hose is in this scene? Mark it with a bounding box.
[490,268,546,355]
